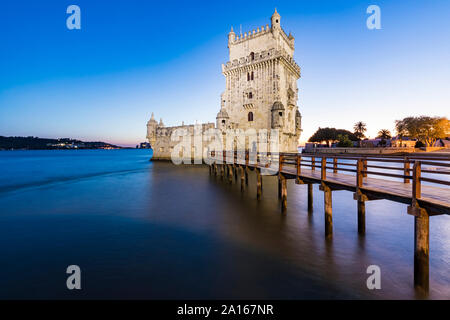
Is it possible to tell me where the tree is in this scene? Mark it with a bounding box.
[336,134,353,147]
[353,121,367,140]
[377,129,392,140]
[309,128,358,146]
[395,116,450,147]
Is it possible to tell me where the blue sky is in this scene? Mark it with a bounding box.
[0,0,449,146]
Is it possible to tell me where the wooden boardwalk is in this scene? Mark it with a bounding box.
[208,151,450,294]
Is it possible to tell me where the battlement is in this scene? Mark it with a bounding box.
[155,122,215,137]
[232,24,271,44]
[231,25,293,49]
[222,48,300,77]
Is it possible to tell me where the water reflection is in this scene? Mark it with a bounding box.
[0,151,448,299]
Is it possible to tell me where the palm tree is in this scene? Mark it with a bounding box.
[353,122,367,146]
[377,129,391,140]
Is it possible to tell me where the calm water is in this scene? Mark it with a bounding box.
[0,149,448,299]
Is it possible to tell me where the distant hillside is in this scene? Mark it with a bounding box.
[0,136,122,150]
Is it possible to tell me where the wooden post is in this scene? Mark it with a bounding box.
[278,154,284,199]
[256,169,262,200]
[323,184,333,238]
[296,155,301,177]
[308,184,313,212]
[279,154,284,172]
[234,165,238,181]
[357,199,365,235]
[412,161,421,204]
[356,159,363,189]
[280,174,287,212]
[240,166,245,192]
[404,157,410,184]
[363,158,368,178]
[414,212,429,292]
[410,161,429,292]
[333,157,338,173]
[311,156,315,171]
[321,157,327,180]
[356,159,366,235]
[228,165,233,184]
[278,177,282,199]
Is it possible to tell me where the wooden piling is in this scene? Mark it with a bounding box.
[414,212,429,292]
[357,199,365,235]
[308,184,313,212]
[280,174,287,212]
[240,166,245,192]
[409,161,429,292]
[256,169,262,200]
[228,165,233,184]
[323,184,333,238]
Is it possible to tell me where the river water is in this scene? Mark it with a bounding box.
[0,149,448,299]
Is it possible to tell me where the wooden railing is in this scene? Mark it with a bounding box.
[209,151,450,199]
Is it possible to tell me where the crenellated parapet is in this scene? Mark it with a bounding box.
[222,48,300,77]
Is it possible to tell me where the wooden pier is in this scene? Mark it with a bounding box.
[209,151,450,293]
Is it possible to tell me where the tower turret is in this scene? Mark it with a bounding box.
[271,101,285,129]
[146,113,158,146]
[271,8,281,29]
[228,26,235,47]
[216,108,229,131]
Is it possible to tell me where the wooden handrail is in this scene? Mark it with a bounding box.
[208,151,449,188]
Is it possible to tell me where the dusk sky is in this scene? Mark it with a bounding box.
[1,0,449,147]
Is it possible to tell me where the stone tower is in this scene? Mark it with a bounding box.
[146,113,158,147]
[217,9,302,151]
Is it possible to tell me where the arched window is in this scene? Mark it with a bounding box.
[251,71,254,80]
[247,73,250,81]
[248,92,253,99]
[248,112,254,122]
[250,52,255,61]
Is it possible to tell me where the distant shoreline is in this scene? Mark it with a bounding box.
[0,136,126,151]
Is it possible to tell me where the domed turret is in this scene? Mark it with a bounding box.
[216,108,229,130]
[295,109,302,132]
[271,101,285,129]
